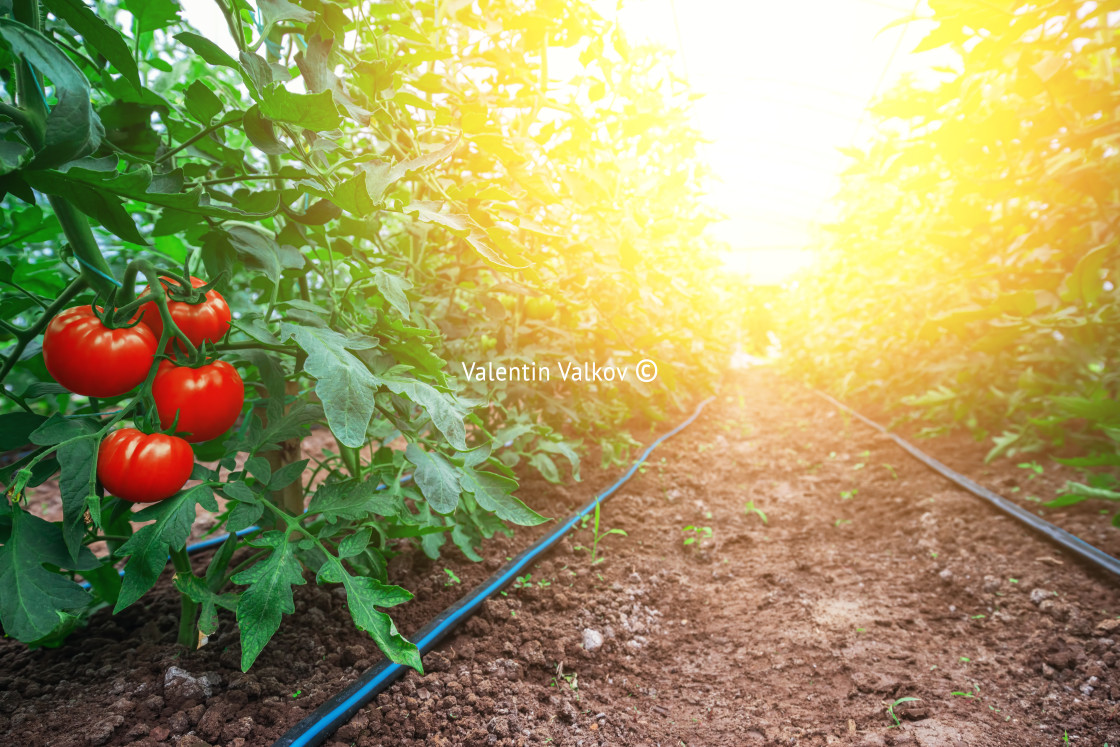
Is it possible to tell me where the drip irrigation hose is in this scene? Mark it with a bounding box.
[273,395,716,747]
[813,389,1120,579]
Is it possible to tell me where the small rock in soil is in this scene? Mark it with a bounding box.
[1030,588,1054,605]
[583,629,604,652]
[176,736,213,747]
[163,666,213,707]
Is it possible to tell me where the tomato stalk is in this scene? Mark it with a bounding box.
[0,277,85,393]
[115,260,201,360]
[170,546,201,649]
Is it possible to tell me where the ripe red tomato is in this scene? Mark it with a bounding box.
[152,360,244,442]
[97,428,194,503]
[42,306,157,398]
[139,276,231,352]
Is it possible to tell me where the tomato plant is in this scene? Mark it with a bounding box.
[0,0,732,670]
[777,0,1120,520]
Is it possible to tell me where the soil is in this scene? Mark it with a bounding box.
[2,366,1119,747]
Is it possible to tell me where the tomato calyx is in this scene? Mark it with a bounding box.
[86,302,148,331]
[158,273,223,305]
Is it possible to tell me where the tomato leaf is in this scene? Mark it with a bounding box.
[0,19,103,168]
[0,507,98,643]
[232,530,306,671]
[173,32,238,69]
[114,485,214,612]
[340,573,421,671]
[308,478,401,523]
[459,467,547,526]
[43,0,142,90]
[260,86,340,132]
[282,324,380,448]
[404,443,461,515]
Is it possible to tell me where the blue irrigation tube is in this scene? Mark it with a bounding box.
[813,390,1120,579]
[273,395,716,747]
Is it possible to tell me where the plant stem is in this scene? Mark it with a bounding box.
[48,196,119,297]
[0,277,84,387]
[170,547,200,649]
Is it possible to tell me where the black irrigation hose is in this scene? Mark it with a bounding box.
[273,396,716,747]
[813,389,1120,579]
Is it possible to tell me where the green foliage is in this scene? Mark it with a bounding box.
[780,0,1120,519]
[0,0,729,667]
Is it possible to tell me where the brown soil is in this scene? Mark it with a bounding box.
[2,367,1119,747]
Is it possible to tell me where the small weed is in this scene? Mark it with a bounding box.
[885,696,919,727]
[743,500,767,524]
[682,525,713,546]
[443,568,461,586]
[573,503,627,565]
[1017,461,1044,479]
[290,689,302,699]
[833,518,852,527]
[840,488,859,500]
[882,463,898,479]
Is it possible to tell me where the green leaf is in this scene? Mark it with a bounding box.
[44,0,142,90]
[341,573,421,671]
[258,0,315,35]
[0,507,98,642]
[24,169,147,245]
[243,104,288,155]
[114,485,211,611]
[308,479,401,523]
[372,267,412,317]
[125,0,181,36]
[282,324,379,448]
[245,455,272,484]
[232,530,306,671]
[227,497,264,532]
[174,32,238,69]
[372,368,467,450]
[405,443,461,515]
[0,19,103,168]
[528,452,560,483]
[221,223,305,282]
[184,80,223,124]
[0,412,47,451]
[337,527,371,558]
[268,459,308,490]
[460,468,547,526]
[222,480,258,503]
[260,86,340,132]
[32,156,275,219]
[173,572,237,636]
[58,435,97,561]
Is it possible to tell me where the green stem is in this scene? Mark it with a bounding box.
[155,116,242,165]
[170,547,200,649]
[49,196,119,297]
[0,277,84,388]
[215,340,296,354]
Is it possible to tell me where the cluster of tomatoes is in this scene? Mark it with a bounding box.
[42,277,244,504]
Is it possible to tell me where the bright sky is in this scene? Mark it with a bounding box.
[608,0,953,282]
[182,1,949,282]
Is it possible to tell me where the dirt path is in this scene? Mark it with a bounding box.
[349,369,1120,747]
[3,368,1118,747]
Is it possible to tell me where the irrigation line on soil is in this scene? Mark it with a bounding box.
[273,395,716,747]
[813,389,1120,579]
